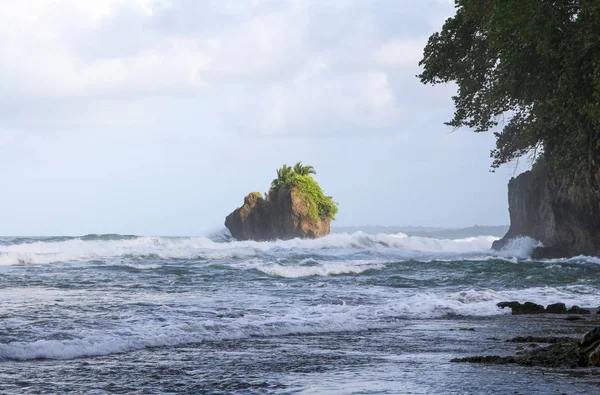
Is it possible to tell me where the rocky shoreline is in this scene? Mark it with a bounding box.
[452,301,600,369]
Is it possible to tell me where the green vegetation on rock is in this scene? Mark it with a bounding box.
[270,162,338,221]
[418,0,600,177]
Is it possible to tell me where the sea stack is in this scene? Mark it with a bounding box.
[492,161,600,258]
[225,163,337,241]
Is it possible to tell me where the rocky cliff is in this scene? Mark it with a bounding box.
[492,162,600,258]
[225,187,330,241]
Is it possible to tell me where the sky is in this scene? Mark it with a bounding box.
[0,0,527,236]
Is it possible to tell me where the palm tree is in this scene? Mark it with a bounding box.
[293,162,316,176]
[271,164,294,188]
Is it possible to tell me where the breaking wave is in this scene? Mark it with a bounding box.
[0,232,504,266]
[2,283,598,361]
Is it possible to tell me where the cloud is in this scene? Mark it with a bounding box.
[0,0,522,235]
[0,0,452,135]
[373,38,427,67]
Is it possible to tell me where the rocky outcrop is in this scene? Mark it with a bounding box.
[497,301,546,315]
[452,326,600,368]
[492,162,600,258]
[580,326,600,366]
[497,301,592,315]
[225,187,330,241]
[546,303,567,314]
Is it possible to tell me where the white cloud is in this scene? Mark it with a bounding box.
[0,0,520,235]
[0,0,449,134]
[373,38,426,67]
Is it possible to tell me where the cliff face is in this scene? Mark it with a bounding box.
[493,162,600,258]
[225,187,330,241]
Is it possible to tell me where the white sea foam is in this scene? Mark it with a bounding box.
[0,232,502,266]
[256,260,385,278]
[0,286,597,360]
[495,236,543,259]
[2,282,598,361]
[2,232,596,267]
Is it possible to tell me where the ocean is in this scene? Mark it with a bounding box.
[1,232,600,394]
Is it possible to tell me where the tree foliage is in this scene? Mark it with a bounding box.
[272,164,294,188]
[270,163,338,221]
[418,0,600,175]
[293,162,316,176]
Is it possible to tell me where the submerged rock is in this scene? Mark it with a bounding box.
[225,187,330,241]
[492,161,600,258]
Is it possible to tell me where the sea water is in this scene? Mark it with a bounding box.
[1,232,600,394]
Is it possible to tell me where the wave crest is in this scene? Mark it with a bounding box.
[0,232,500,266]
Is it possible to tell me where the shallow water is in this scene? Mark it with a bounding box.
[1,232,599,394]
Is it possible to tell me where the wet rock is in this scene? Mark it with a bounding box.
[511,302,546,315]
[546,303,567,314]
[491,161,600,258]
[497,301,595,315]
[507,336,566,344]
[453,326,600,368]
[451,356,516,364]
[580,326,600,348]
[531,246,570,260]
[565,315,583,321]
[454,337,579,368]
[497,301,521,310]
[497,301,546,314]
[579,326,600,366]
[516,302,547,314]
[519,340,580,368]
[567,305,591,314]
[589,344,600,365]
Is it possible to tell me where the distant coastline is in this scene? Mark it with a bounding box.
[332,225,509,239]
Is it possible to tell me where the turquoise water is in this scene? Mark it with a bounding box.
[1,232,599,394]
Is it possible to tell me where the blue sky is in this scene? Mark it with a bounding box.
[0,0,526,236]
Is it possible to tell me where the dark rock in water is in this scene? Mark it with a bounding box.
[491,161,600,258]
[513,302,546,315]
[507,336,567,344]
[455,326,600,368]
[567,305,591,315]
[531,246,570,260]
[454,336,579,368]
[546,303,567,314]
[497,301,521,310]
[565,315,583,321]
[451,355,516,364]
[579,326,600,366]
[225,187,330,241]
[497,301,546,315]
[589,345,600,366]
[519,340,580,368]
[580,326,600,348]
[497,301,592,315]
